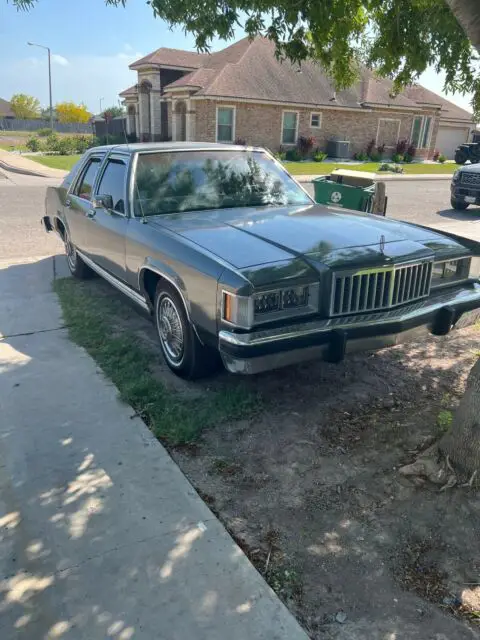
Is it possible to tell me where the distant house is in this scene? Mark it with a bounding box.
[0,98,14,119]
[120,37,475,159]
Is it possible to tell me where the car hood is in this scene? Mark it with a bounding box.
[457,163,480,174]
[154,204,467,270]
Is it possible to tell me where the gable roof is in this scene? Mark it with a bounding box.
[127,37,474,122]
[0,98,14,117]
[119,85,138,97]
[403,84,473,123]
[130,47,207,70]
[163,38,425,111]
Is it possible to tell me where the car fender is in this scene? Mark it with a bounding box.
[138,257,191,316]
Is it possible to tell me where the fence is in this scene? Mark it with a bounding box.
[94,117,128,139]
[0,118,92,134]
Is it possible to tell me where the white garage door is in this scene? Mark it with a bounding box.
[436,126,470,159]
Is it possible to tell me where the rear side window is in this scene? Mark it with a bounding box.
[61,158,84,189]
[96,159,127,213]
[74,158,102,201]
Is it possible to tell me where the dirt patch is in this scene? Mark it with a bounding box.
[70,278,480,639]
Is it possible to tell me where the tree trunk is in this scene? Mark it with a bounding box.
[439,356,480,479]
[445,0,480,52]
[400,357,480,487]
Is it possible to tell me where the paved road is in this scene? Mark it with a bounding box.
[303,179,480,227]
[0,170,62,260]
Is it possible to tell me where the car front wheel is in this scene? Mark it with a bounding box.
[154,283,220,379]
[64,230,93,279]
[450,197,469,210]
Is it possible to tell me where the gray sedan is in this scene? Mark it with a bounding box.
[43,142,480,379]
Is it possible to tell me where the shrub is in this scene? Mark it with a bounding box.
[353,151,369,161]
[37,127,53,137]
[55,136,77,155]
[379,162,403,173]
[395,139,408,155]
[275,150,287,161]
[403,153,414,163]
[433,149,440,162]
[369,151,381,162]
[75,135,95,154]
[26,136,41,152]
[377,143,386,156]
[313,151,327,162]
[366,138,376,157]
[392,153,404,163]
[44,133,60,152]
[234,136,246,146]
[438,153,447,163]
[285,148,301,161]
[406,144,416,159]
[297,135,315,158]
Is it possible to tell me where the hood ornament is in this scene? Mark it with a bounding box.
[379,234,386,254]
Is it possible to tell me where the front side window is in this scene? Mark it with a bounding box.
[74,158,102,201]
[282,112,298,144]
[217,107,235,142]
[134,150,312,217]
[96,159,127,213]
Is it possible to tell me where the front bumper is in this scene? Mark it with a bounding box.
[219,282,480,374]
[451,183,480,204]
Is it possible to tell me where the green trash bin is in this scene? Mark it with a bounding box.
[312,175,376,212]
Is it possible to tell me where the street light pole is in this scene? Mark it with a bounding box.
[27,42,53,130]
[99,97,104,115]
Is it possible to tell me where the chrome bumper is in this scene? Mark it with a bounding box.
[219,282,480,374]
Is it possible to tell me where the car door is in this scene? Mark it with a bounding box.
[82,154,129,282]
[65,153,105,253]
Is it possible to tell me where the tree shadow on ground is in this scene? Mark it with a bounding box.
[436,207,480,220]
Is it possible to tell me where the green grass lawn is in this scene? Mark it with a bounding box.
[54,278,261,445]
[285,161,460,175]
[25,154,81,171]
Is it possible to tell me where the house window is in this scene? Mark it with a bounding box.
[411,116,433,148]
[310,113,322,128]
[282,111,298,144]
[216,106,235,142]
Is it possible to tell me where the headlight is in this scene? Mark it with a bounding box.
[452,170,460,182]
[431,257,471,287]
[222,284,319,328]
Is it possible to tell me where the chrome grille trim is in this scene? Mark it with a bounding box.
[330,261,433,317]
[461,172,480,186]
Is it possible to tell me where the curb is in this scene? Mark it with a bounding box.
[296,173,453,184]
[0,158,67,179]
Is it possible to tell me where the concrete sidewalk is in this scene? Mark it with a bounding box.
[0,151,68,179]
[0,255,308,640]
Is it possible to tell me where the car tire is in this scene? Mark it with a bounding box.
[64,229,94,279]
[154,282,220,379]
[450,197,469,210]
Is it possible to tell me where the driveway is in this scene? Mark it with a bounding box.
[0,171,308,639]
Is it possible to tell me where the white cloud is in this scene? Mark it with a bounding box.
[0,50,142,113]
[52,54,69,67]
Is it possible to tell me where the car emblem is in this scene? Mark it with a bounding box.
[379,234,386,254]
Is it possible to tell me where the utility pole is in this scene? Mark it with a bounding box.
[27,42,53,130]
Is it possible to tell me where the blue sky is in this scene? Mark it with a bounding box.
[0,0,473,115]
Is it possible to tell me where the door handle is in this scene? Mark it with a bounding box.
[65,199,71,208]
[86,209,96,219]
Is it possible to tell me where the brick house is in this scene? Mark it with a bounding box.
[120,37,474,159]
[0,98,14,119]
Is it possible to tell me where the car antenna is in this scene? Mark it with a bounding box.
[120,102,148,224]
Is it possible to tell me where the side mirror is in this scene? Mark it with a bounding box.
[93,194,113,210]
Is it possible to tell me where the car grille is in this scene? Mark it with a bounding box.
[461,172,480,186]
[330,261,433,316]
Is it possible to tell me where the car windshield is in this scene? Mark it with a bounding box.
[133,150,312,216]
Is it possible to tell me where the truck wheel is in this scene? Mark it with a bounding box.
[64,230,94,279]
[450,197,468,210]
[154,282,220,379]
[454,150,467,164]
